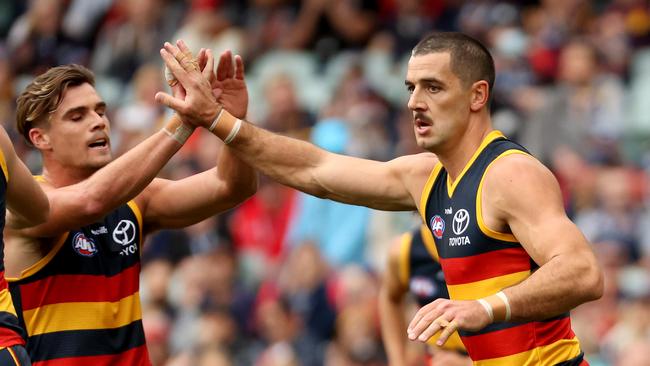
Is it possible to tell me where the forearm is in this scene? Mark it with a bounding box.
[140,145,257,231]
[82,120,187,214]
[379,289,408,364]
[225,121,327,197]
[214,145,257,202]
[504,252,603,321]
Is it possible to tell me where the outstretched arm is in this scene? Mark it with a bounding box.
[0,127,49,229]
[12,119,191,238]
[157,42,435,212]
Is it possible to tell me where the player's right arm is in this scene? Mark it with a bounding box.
[231,125,435,211]
[379,234,410,365]
[157,41,437,212]
[0,126,49,229]
[8,120,189,238]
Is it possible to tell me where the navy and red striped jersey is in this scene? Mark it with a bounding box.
[8,200,150,366]
[419,131,587,366]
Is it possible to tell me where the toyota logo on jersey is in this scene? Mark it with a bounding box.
[430,215,445,239]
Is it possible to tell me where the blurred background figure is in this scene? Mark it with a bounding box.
[2,1,650,365]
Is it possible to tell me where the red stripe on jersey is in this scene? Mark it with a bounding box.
[462,317,575,360]
[0,326,25,347]
[31,344,151,366]
[439,248,531,285]
[0,272,7,291]
[19,264,140,311]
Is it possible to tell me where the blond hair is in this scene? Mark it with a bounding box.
[16,64,95,144]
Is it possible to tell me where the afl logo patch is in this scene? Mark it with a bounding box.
[430,215,445,239]
[72,233,98,257]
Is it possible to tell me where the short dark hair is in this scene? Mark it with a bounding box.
[413,32,495,94]
[16,64,95,144]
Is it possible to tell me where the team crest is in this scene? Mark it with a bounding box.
[72,233,98,257]
[430,215,445,239]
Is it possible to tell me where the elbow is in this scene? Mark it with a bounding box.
[236,175,258,201]
[586,266,605,302]
[224,176,258,207]
[579,258,604,302]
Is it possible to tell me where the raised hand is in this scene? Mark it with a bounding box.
[211,50,248,119]
[155,40,221,129]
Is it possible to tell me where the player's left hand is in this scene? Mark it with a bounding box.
[407,298,492,346]
[196,49,248,120]
[156,40,221,129]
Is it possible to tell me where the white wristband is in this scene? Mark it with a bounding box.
[223,119,242,144]
[209,108,224,132]
[477,298,494,322]
[496,291,511,321]
[163,123,193,144]
[497,291,512,322]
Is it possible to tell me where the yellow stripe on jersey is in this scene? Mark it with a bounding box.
[22,292,142,336]
[33,175,46,182]
[0,149,8,182]
[446,131,504,198]
[474,337,582,366]
[0,289,17,317]
[127,200,143,243]
[398,232,412,287]
[447,270,530,300]
[419,163,443,224]
[7,233,69,282]
[7,346,19,365]
[476,150,530,243]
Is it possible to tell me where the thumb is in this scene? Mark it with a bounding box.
[155,92,186,112]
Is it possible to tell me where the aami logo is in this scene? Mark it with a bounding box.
[430,215,445,239]
[410,276,437,299]
[72,233,98,257]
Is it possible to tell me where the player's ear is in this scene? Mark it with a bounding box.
[470,80,489,112]
[29,128,52,150]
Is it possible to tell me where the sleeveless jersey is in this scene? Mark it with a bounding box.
[419,131,586,366]
[7,200,150,366]
[398,224,465,353]
[0,151,26,348]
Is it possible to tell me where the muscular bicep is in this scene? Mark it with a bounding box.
[312,152,437,211]
[484,154,592,266]
[0,129,49,228]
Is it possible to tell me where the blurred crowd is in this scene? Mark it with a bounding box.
[1,0,650,365]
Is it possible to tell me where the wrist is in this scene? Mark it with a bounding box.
[208,107,243,144]
[478,291,511,323]
[162,114,195,144]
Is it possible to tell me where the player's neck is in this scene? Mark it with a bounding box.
[41,160,96,187]
[437,121,492,183]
